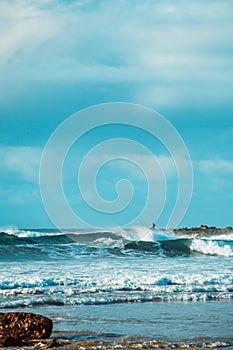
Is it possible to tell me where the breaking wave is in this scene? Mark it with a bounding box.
[0,227,233,260]
[1,227,233,308]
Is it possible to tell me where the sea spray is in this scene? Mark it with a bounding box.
[190,238,233,256]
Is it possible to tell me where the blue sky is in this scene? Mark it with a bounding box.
[0,0,233,229]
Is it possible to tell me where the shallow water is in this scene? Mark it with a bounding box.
[5,300,232,340]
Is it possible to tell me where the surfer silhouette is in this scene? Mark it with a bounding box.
[151,223,155,229]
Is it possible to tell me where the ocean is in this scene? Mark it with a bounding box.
[1,227,233,346]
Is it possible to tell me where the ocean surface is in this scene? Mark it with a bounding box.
[1,227,233,342]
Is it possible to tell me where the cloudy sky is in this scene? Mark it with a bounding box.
[0,0,233,229]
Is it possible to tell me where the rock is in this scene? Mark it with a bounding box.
[33,339,60,348]
[0,312,53,347]
[174,225,233,237]
[200,224,208,230]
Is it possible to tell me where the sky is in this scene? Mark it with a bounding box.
[0,0,233,229]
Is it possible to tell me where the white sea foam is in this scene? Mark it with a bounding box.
[93,237,124,247]
[1,267,232,297]
[0,225,19,235]
[17,230,59,238]
[120,226,177,242]
[0,226,60,238]
[190,238,233,256]
[208,233,233,241]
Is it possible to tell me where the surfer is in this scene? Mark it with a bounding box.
[151,223,155,229]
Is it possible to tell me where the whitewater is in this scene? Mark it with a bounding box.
[0,226,233,340]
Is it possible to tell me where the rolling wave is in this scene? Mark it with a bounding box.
[0,228,233,259]
[1,227,233,309]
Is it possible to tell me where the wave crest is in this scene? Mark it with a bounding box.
[0,228,233,259]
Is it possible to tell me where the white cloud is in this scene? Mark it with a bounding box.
[197,160,233,176]
[0,187,40,205]
[0,1,57,65]
[78,151,190,182]
[0,146,42,183]
[0,0,232,99]
[195,159,233,192]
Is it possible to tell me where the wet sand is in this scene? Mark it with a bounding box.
[9,333,233,349]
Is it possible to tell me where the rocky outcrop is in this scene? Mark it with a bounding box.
[174,225,233,237]
[0,312,53,347]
